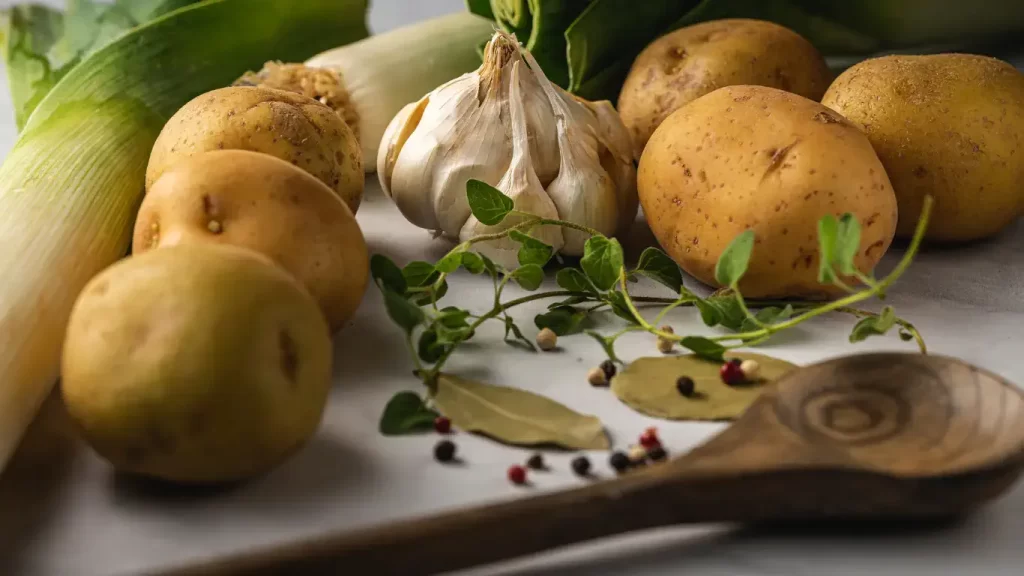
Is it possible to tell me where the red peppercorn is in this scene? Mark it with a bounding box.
[508,465,527,485]
[639,427,660,449]
[720,360,745,385]
[434,416,452,434]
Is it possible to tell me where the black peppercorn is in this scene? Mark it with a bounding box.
[571,456,591,476]
[676,376,695,397]
[647,446,667,462]
[526,453,545,470]
[729,358,743,367]
[609,451,631,473]
[599,359,617,381]
[434,440,456,462]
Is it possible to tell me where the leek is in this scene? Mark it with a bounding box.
[468,0,1024,100]
[239,12,495,173]
[0,0,370,472]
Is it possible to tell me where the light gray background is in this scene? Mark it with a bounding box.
[1,1,1023,575]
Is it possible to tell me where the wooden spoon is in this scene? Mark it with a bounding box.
[172,353,1024,576]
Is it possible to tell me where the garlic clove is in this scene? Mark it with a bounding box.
[598,139,639,238]
[512,62,560,187]
[377,97,428,199]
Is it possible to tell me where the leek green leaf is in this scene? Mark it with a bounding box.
[432,373,610,449]
[611,353,797,420]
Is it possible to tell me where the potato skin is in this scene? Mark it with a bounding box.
[618,19,831,159]
[147,86,364,213]
[638,86,897,298]
[134,150,369,332]
[822,54,1024,242]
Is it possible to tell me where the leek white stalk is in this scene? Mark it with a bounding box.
[0,0,369,473]
[241,12,495,174]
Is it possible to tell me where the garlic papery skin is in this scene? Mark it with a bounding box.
[460,61,564,268]
[513,62,561,186]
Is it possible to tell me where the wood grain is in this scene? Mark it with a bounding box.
[163,353,1024,576]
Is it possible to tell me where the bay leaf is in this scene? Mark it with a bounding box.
[432,374,610,450]
[611,352,798,421]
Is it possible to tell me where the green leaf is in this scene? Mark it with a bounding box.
[513,263,544,291]
[438,307,471,329]
[817,214,839,284]
[435,250,465,274]
[635,247,683,294]
[379,391,438,435]
[694,299,721,327]
[556,268,598,294]
[509,230,554,267]
[534,306,588,336]
[382,289,424,333]
[461,251,485,274]
[580,236,624,291]
[466,179,513,226]
[835,213,862,275]
[606,291,640,325]
[849,306,897,343]
[417,328,451,363]
[678,336,726,362]
[403,261,438,287]
[370,254,406,294]
[611,353,797,421]
[432,374,610,450]
[480,253,499,277]
[411,279,448,306]
[700,294,746,331]
[585,329,620,363]
[899,329,915,342]
[548,295,589,309]
[714,230,755,287]
[740,304,795,332]
[504,317,536,351]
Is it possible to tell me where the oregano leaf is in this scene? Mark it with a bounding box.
[461,251,485,274]
[835,213,862,275]
[403,261,438,287]
[606,291,640,325]
[480,254,499,277]
[679,336,726,362]
[412,279,448,306]
[466,179,513,226]
[580,236,624,291]
[383,289,424,333]
[694,298,722,327]
[635,247,683,294]
[714,230,755,287]
[556,268,598,294]
[435,250,465,274]
[740,304,795,331]
[379,391,438,435]
[504,317,536,351]
[817,214,839,284]
[849,306,897,343]
[438,307,471,329]
[548,295,588,309]
[705,294,747,331]
[585,330,621,364]
[509,230,554,267]
[417,328,450,363]
[370,254,406,294]
[513,264,544,291]
[534,306,587,336]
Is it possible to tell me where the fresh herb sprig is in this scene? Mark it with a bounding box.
[373,179,932,392]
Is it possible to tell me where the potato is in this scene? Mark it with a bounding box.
[134,150,369,332]
[146,86,364,213]
[638,85,897,298]
[63,244,332,484]
[618,19,831,159]
[822,54,1024,242]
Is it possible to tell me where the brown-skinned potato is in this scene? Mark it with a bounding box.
[638,86,897,299]
[618,19,831,160]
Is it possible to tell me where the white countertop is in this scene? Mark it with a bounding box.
[1,2,1023,575]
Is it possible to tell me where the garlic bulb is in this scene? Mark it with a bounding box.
[377,30,637,261]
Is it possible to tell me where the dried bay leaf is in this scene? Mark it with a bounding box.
[611,353,798,421]
[432,374,610,450]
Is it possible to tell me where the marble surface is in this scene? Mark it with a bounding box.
[1,1,1023,575]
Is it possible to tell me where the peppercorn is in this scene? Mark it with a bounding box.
[730,358,743,367]
[739,359,761,380]
[609,451,631,473]
[508,465,527,485]
[676,376,696,397]
[656,325,675,354]
[526,453,545,470]
[434,440,456,462]
[433,416,451,434]
[536,328,558,351]
[720,360,745,385]
[647,446,668,462]
[586,367,608,387]
[639,427,660,449]
[571,456,591,477]
[599,359,617,381]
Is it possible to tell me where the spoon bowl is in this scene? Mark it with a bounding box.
[171,353,1024,576]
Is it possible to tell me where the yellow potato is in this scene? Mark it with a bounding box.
[638,85,897,298]
[62,244,332,484]
[134,150,369,332]
[146,86,364,213]
[822,54,1024,242]
[618,19,831,159]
